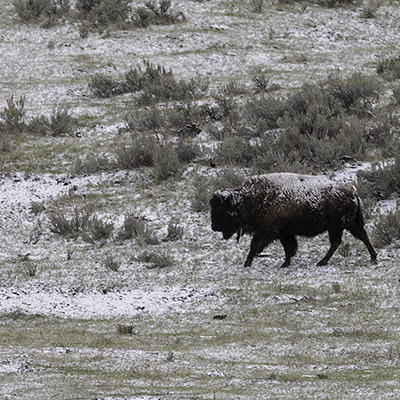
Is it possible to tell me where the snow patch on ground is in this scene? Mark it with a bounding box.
[0,285,216,319]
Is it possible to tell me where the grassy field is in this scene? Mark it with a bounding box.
[1,0,400,398]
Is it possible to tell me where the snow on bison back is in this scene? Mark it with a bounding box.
[210,173,377,268]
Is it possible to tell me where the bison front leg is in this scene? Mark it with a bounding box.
[280,236,298,268]
[244,230,271,268]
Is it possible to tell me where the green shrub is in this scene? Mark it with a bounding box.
[74,153,111,175]
[116,134,157,169]
[190,174,212,212]
[28,115,50,136]
[13,0,48,21]
[243,95,286,135]
[133,6,155,27]
[175,140,202,164]
[153,145,182,182]
[166,102,205,137]
[90,62,207,104]
[133,0,185,27]
[213,167,245,191]
[392,85,400,105]
[117,324,134,334]
[13,0,70,25]
[49,106,76,136]
[373,208,400,248]
[125,106,165,133]
[89,74,125,98]
[377,55,400,80]
[357,157,400,200]
[77,0,131,28]
[216,137,258,167]
[75,0,100,14]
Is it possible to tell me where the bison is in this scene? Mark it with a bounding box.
[210,173,377,268]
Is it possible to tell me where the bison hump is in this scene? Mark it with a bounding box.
[241,173,356,214]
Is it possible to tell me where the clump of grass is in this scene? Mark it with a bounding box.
[116,214,147,241]
[0,96,76,137]
[0,95,26,135]
[30,201,46,215]
[136,250,173,269]
[116,214,159,245]
[117,324,135,335]
[360,0,380,18]
[104,255,121,271]
[49,206,93,239]
[48,207,115,242]
[332,282,341,294]
[22,262,38,277]
[164,218,184,242]
[250,0,264,13]
[89,216,114,241]
[222,80,247,96]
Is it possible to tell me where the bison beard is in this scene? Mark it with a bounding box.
[210,173,377,268]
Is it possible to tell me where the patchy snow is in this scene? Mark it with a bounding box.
[0,285,217,319]
[1,1,400,398]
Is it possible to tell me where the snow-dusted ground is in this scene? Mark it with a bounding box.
[1,0,400,399]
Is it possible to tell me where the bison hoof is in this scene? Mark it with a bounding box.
[244,260,252,268]
[279,261,289,268]
[317,259,328,266]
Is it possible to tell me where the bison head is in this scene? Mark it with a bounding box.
[210,190,241,240]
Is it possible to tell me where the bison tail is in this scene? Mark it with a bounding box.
[355,194,365,229]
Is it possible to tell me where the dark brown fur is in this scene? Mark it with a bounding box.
[210,173,377,268]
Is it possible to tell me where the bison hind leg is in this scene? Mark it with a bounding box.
[280,236,298,268]
[347,224,377,263]
[317,228,343,266]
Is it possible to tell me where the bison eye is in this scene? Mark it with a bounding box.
[216,205,224,213]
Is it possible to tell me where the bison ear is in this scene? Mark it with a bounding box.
[214,190,233,206]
